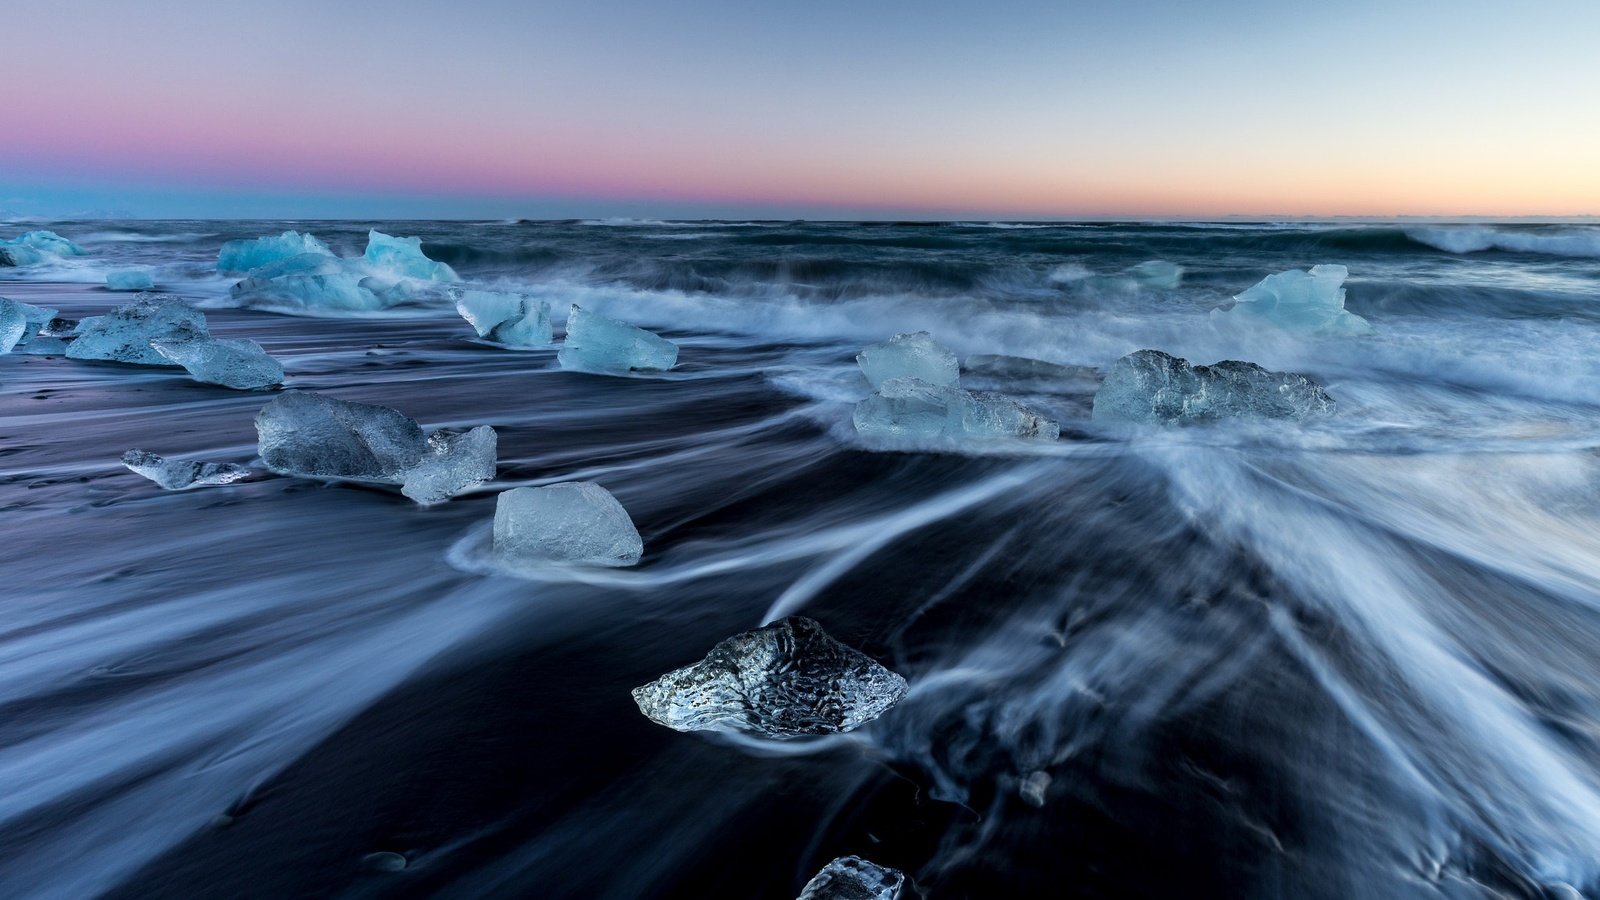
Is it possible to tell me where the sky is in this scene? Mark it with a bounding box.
[4,0,1599,220]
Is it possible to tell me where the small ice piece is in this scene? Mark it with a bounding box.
[231,272,385,313]
[856,331,959,389]
[256,391,428,482]
[399,426,498,505]
[854,377,1058,442]
[631,616,909,738]
[456,290,553,346]
[0,230,86,266]
[1126,260,1184,289]
[217,230,333,273]
[492,482,643,566]
[122,449,250,491]
[798,857,905,900]
[557,305,678,373]
[152,337,285,390]
[363,230,459,282]
[1092,349,1336,425]
[1019,770,1052,807]
[1215,264,1372,335]
[66,295,209,365]
[106,269,155,291]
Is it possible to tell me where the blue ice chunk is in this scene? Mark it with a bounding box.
[398,426,498,505]
[363,230,459,282]
[1092,349,1336,425]
[0,230,86,266]
[122,449,250,491]
[0,298,58,353]
[856,331,959,389]
[492,482,643,566]
[1214,264,1373,335]
[66,295,208,365]
[217,231,333,273]
[798,857,905,900]
[557,304,678,373]
[231,271,385,313]
[152,337,285,390]
[106,269,155,291]
[456,290,553,346]
[854,377,1058,442]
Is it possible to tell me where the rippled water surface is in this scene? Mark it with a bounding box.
[4,219,1600,899]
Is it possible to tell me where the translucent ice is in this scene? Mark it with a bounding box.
[363,230,459,282]
[66,295,209,366]
[0,230,86,266]
[557,305,678,373]
[122,449,250,491]
[152,337,285,390]
[1092,349,1335,425]
[231,272,385,313]
[1126,259,1184,289]
[399,426,498,505]
[256,391,428,482]
[1215,264,1373,335]
[106,269,155,291]
[856,331,959,389]
[798,857,905,900]
[631,616,908,738]
[854,377,1058,442]
[0,301,26,353]
[217,230,333,273]
[492,482,643,567]
[456,290,553,346]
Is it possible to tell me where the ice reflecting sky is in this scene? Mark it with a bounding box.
[4,0,1599,218]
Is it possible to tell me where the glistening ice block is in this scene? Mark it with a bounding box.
[122,449,250,491]
[1215,264,1373,335]
[854,377,1059,442]
[557,305,678,373]
[455,290,553,346]
[797,857,905,900]
[1092,349,1336,425]
[152,337,285,390]
[492,482,643,566]
[631,616,908,738]
[400,427,498,506]
[217,230,332,273]
[856,331,959,389]
[256,391,429,482]
[66,295,208,366]
[363,230,459,282]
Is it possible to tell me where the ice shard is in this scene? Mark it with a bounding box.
[0,301,26,353]
[230,271,386,313]
[66,295,209,366]
[631,616,909,738]
[1091,349,1336,425]
[399,426,498,506]
[106,269,155,291]
[456,290,553,346]
[557,305,678,373]
[217,230,333,273]
[363,230,459,282]
[853,377,1058,442]
[256,391,428,482]
[797,857,905,900]
[492,482,643,566]
[856,331,959,389]
[122,449,251,491]
[0,230,86,266]
[1214,264,1373,335]
[152,337,285,390]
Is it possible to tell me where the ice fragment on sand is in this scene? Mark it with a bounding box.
[492,482,643,566]
[456,290,553,346]
[631,616,908,738]
[152,337,285,390]
[0,230,86,266]
[122,449,250,491]
[1215,264,1372,335]
[256,391,428,482]
[231,271,385,313]
[798,857,905,900]
[363,230,459,282]
[66,295,208,365]
[217,230,333,273]
[856,331,959,389]
[1092,349,1335,425]
[1126,259,1184,289]
[854,377,1058,442]
[399,426,498,505]
[557,304,677,373]
[106,269,155,291]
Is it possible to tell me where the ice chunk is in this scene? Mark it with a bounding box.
[798,857,905,900]
[106,269,155,291]
[1126,259,1184,289]
[1215,264,1372,335]
[66,295,208,365]
[363,230,459,282]
[122,449,250,491]
[854,377,1058,442]
[0,230,86,266]
[856,331,959,389]
[1092,349,1335,425]
[152,337,285,390]
[631,616,908,738]
[256,391,428,482]
[492,482,643,567]
[217,230,332,273]
[231,272,385,313]
[456,290,552,346]
[399,426,498,505]
[557,305,678,373]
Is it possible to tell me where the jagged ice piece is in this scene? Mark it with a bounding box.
[152,337,284,390]
[217,230,333,273]
[256,391,428,482]
[1216,264,1372,335]
[492,482,643,566]
[456,290,553,346]
[66,295,208,365]
[122,449,250,491]
[363,230,459,282]
[557,305,678,373]
[798,857,905,900]
[856,331,959,389]
[854,377,1058,442]
[399,426,498,505]
[1092,349,1336,425]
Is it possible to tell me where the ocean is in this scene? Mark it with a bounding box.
[3,219,1600,898]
